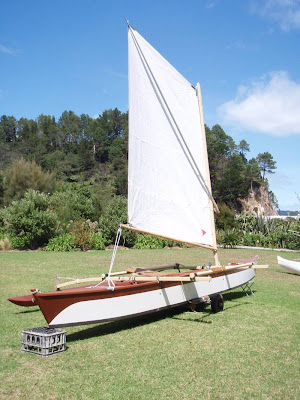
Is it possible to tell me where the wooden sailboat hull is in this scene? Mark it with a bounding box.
[32,268,255,328]
[277,256,300,275]
[8,294,37,307]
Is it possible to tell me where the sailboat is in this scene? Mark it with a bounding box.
[277,256,300,275]
[8,23,267,328]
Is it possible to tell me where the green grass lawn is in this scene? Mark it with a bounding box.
[0,248,299,400]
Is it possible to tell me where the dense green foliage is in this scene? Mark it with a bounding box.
[217,214,300,250]
[1,158,56,205]
[1,190,57,249]
[134,234,168,249]
[205,125,272,208]
[99,196,136,247]
[0,109,128,202]
[0,111,273,211]
[1,108,296,251]
[45,230,105,252]
[46,233,77,252]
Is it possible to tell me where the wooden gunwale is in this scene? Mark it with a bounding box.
[56,262,267,289]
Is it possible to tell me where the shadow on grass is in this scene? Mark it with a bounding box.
[16,308,40,314]
[172,309,213,324]
[67,307,190,342]
[172,297,252,324]
[223,290,256,301]
[278,270,299,277]
[67,293,254,341]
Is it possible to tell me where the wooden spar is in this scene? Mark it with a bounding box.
[56,277,105,289]
[56,275,211,288]
[195,82,219,267]
[120,224,217,252]
[125,264,195,273]
[190,262,259,278]
[56,263,267,289]
[107,275,212,282]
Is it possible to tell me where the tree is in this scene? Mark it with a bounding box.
[238,139,250,155]
[0,115,17,142]
[36,114,58,152]
[216,154,248,210]
[246,158,262,190]
[238,139,250,164]
[16,118,39,157]
[0,173,4,207]
[2,158,56,205]
[58,111,82,153]
[256,152,276,181]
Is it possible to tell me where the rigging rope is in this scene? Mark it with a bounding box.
[93,226,123,290]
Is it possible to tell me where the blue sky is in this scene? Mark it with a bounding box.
[1,0,299,211]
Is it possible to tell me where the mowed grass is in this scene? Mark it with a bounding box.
[0,248,299,400]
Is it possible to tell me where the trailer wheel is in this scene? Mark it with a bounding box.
[210,293,224,313]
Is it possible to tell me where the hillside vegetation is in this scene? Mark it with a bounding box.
[1,109,298,251]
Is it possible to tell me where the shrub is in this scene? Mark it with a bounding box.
[49,184,98,231]
[242,233,255,247]
[215,203,236,230]
[218,228,239,248]
[88,232,105,250]
[2,190,58,249]
[100,196,136,246]
[71,220,96,251]
[133,234,168,249]
[45,229,105,252]
[46,233,76,252]
[9,236,30,249]
[0,237,11,250]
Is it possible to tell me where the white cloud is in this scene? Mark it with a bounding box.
[0,44,18,55]
[218,71,300,136]
[205,0,217,9]
[252,0,300,31]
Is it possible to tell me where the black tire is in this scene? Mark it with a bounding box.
[210,293,224,313]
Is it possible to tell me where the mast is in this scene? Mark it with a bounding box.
[196,82,219,266]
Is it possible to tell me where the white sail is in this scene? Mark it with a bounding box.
[128,27,214,248]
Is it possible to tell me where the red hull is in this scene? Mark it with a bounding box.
[8,256,259,325]
[8,294,37,307]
